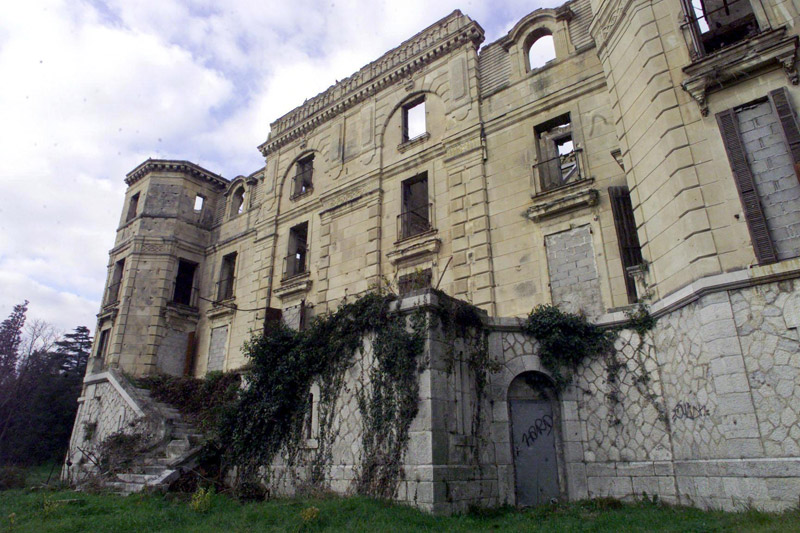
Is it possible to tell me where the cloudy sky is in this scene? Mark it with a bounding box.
[1,0,559,334]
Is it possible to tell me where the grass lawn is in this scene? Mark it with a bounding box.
[1,468,798,533]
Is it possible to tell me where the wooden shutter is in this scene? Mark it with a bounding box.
[608,186,644,303]
[716,108,778,264]
[769,87,800,182]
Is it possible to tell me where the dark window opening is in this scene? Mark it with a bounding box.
[304,393,314,439]
[402,98,426,141]
[126,193,140,223]
[292,155,314,198]
[172,259,198,306]
[217,252,237,300]
[106,259,125,305]
[399,173,431,239]
[681,0,759,57]
[608,186,644,303]
[95,328,110,359]
[535,113,580,191]
[398,268,433,297]
[285,222,309,278]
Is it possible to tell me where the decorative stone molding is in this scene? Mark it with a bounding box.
[682,29,799,116]
[125,159,228,187]
[526,184,598,222]
[274,274,312,300]
[387,234,441,265]
[259,11,484,156]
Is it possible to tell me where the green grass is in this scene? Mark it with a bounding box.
[1,487,799,533]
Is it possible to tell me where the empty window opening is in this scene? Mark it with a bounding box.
[217,252,237,300]
[125,193,140,223]
[535,113,580,191]
[193,194,205,212]
[106,259,125,305]
[172,259,198,306]
[403,98,426,141]
[230,187,245,217]
[95,328,110,359]
[399,173,430,239]
[293,155,314,198]
[285,222,309,278]
[609,186,644,303]
[398,268,432,296]
[527,34,556,70]
[681,0,759,56]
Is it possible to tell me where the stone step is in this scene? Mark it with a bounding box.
[116,473,160,484]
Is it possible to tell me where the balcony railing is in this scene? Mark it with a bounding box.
[680,0,762,58]
[216,276,235,301]
[534,148,582,192]
[283,251,308,279]
[291,169,313,199]
[397,203,433,241]
[104,281,122,306]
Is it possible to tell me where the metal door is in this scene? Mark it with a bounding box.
[510,399,559,507]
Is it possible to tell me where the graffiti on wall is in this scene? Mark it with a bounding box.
[671,401,710,421]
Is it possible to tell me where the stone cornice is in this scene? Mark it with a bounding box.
[125,159,228,188]
[258,11,484,157]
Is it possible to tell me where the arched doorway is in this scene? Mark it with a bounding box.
[508,371,561,506]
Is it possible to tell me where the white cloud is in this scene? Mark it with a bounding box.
[0,0,556,334]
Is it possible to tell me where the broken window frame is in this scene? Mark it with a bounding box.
[679,0,763,59]
[95,328,110,360]
[402,97,427,142]
[292,155,314,199]
[534,113,581,192]
[106,259,125,306]
[217,252,237,301]
[171,259,198,307]
[398,172,432,240]
[284,222,309,278]
[125,193,140,223]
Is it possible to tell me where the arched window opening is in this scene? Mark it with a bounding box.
[527,33,556,71]
[230,186,245,217]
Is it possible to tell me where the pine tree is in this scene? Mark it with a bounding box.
[0,301,28,390]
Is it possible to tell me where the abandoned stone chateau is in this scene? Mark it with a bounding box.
[66,0,800,513]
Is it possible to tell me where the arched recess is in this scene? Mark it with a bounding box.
[507,371,565,507]
[225,177,249,219]
[503,8,572,79]
[524,29,556,71]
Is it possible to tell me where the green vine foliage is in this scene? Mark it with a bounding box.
[217,290,427,498]
[523,304,615,390]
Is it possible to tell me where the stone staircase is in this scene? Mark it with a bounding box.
[104,385,205,495]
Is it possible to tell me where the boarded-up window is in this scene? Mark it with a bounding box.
[717,92,800,264]
[609,186,644,303]
[207,326,228,372]
[398,268,432,296]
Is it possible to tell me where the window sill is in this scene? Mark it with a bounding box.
[682,28,799,116]
[532,177,594,201]
[206,299,236,319]
[165,302,200,320]
[387,233,440,266]
[526,187,598,222]
[397,132,430,153]
[290,187,314,201]
[275,274,312,300]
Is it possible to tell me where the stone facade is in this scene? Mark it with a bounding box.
[68,0,800,512]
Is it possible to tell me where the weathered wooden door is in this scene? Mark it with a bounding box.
[509,373,560,507]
